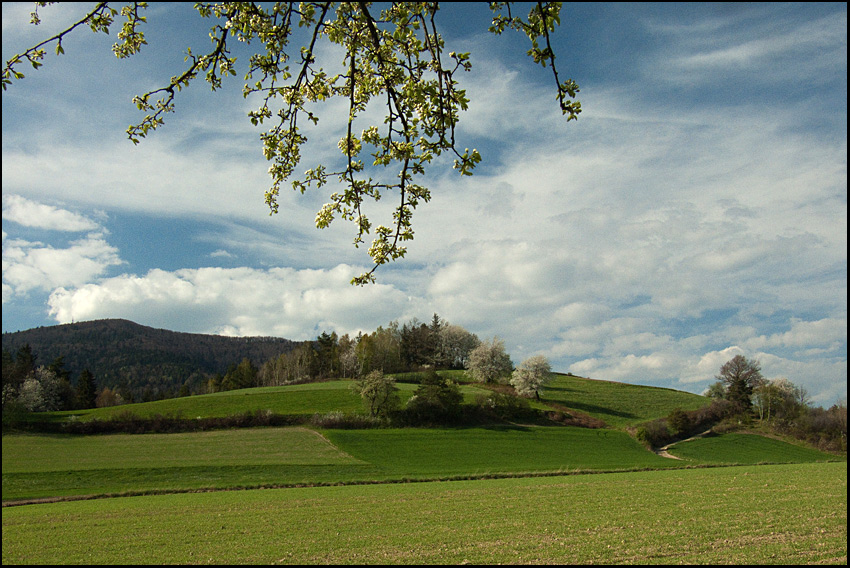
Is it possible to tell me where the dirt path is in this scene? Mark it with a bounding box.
[654,429,714,460]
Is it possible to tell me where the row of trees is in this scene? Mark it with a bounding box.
[346,366,545,428]
[257,315,484,387]
[347,332,557,422]
[5,327,843,452]
[256,315,557,401]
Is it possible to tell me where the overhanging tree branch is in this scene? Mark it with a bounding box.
[3,1,580,285]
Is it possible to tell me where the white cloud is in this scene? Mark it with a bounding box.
[682,346,748,385]
[47,265,409,340]
[646,9,847,87]
[209,249,235,259]
[2,232,123,302]
[1,198,123,302]
[744,318,847,354]
[2,194,101,232]
[2,4,845,406]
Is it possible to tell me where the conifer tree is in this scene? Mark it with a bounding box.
[76,369,98,409]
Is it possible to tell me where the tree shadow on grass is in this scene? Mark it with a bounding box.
[476,423,532,432]
[541,387,638,421]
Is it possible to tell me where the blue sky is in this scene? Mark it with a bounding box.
[2,2,846,405]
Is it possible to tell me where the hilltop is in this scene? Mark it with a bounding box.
[1,319,297,400]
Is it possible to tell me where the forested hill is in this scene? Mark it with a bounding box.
[1,319,297,400]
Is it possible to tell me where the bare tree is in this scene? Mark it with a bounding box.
[716,355,765,411]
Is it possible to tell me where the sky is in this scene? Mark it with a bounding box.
[2,2,846,406]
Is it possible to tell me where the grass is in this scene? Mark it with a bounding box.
[2,425,681,501]
[3,462,845,564]
[46,380,489,422]
[667,432,844,464]
[4,424,841,503]
[539,373,710,428]
[322,426,679,477]
[2,374,845,563]
[1,427,375,501]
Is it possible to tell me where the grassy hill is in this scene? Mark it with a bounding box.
[539,373,708,428]
[38,379,492,425]
[2,372,845,564]
[2,373,842,503]
[41,371,708,427]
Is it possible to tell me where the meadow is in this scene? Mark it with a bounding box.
[40,372,708,427]
[3,425,687,502]
[2,373,846,564]
[45,379,489,422]
[540,374,709,428]
[3,463,845,564]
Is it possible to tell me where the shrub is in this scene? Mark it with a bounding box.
[667,408,692,435]
[474,391,535,422]
[1,401,31,430]
[544,407,607,429]
[399,368,464,425]
[635,418,671,447]
[310,411,381,429]
[636,399,739,447]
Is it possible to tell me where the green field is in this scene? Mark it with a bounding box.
[46,380,490,422]
[3,374,846,564]
[37,373,710,429]
[2,426,683,501]
[3,463,845,564]
[540,373,709,427]
[668,432,843,464]
[3,423,841,503]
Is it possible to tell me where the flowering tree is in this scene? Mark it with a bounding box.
[465,337,513,384]
[510,354,553,399]
[2,2,580,283]
[16,367,63,412]
[352,369,400,418]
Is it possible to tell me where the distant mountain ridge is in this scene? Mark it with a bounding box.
[1,319,298,400]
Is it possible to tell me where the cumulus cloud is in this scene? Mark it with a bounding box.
[2,196,124,305]
[1,197,123,301]
[744,318,847,354]
[47,265,409,340]
[2,4,845,406]
[2,194,101,232]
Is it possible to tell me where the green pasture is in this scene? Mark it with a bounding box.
[322,426,677,476]
[47,380,488,422]
[667,432,843,464]
[36,372,709,431]
[540,373,710,428]
[395,370,712,426]
[1,426,673,501]
[2,427,369,501]
[3,463,845,564]
[3,424,841,502]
